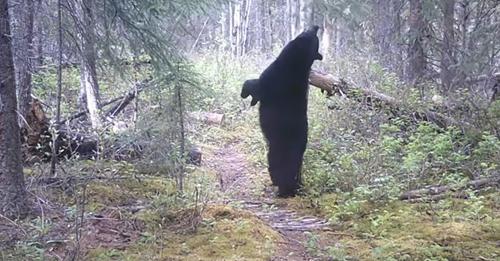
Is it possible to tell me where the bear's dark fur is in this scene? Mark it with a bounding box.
[241,79,260,106]
[241,26,322,197]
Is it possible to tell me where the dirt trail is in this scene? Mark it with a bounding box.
[203,144,332,260]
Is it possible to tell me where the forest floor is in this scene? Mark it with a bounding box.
[1,107,499,260]
[202,142,336,260]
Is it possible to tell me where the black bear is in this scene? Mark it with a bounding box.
[242,26,322,197]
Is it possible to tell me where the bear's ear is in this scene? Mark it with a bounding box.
[315,53,323,61]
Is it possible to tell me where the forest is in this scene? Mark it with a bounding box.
[0,0,499,260]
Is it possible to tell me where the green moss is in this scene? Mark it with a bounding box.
[85,177,176,212]
[284,191,500,260]
[86,205,280,260]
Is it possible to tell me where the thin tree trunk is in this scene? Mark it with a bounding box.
[241,0,252,55]
[80,64,101,128]
[290,0,299,38]
[18,0,35,125]
[391,0,404,78]
[406,0,426,93]
[260,0,267,51]
[220,4,227,51]
[441,0,455,93]
[299,0,313,32]
[286,0,292,41]
[229,1,242,56]
[175,84,185,192]
[234,2,242,56]
[78,0,101,128]
[322,13,333,58]
[0,0,29,219]
[373,0,392,67]
[268,1,274,47]
[334,19,341,56]
[36,0,43,68]
[228,3,234,54]
[51,0,63,176]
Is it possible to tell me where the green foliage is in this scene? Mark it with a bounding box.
[472,133,500,172]
[403,124,467,177]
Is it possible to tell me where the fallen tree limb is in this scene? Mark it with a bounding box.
[105,80,148,119]
[308,70,476,132]
[21,81,150,162]
[63,80,149,123]
[62,96,123,123]
[399,175,500,201]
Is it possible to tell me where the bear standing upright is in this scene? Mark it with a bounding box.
[241,26,322,197]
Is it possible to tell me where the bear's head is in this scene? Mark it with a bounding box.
[298,25,323,61]
[277,25,323,69]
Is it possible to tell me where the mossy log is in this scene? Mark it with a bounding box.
[399,175,500,202]
[308,70,477,133]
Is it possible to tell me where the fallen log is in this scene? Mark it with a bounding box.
[399,175,500,201]
[17,99,98,163]
[105,80,148,119]
[308,70,476,132]
[63,79,149,123]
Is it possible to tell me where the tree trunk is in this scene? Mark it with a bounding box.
[78,0,101,128]
[268,1,274,47]
[299,0,312,33]
[373,0,392,67]
[220,3,227,52]
[406,0,426,90]
[0,0,29,219]
[260,0,268,51]
[18,0,35,125]
[241,0,252,56]
[228,3,235,54]
[35,0,43,68]
[285,0,292,41]
[322,14,333,59]
[441,0,455,93]
[80,64,101,128]
[51,0,63,175]
[229,1,242,56]
[290,0,299,38]
[391,0,404,78]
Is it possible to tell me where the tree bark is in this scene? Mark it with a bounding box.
[259,0,268,51]
[406,0,426,89]
[391,0,404,78]
[241,0,252,55]
[299,0,312,33]
[441,0,455,93]
[51,0,63,175]
[35,0,43,68]
[322,13,333,59]
[0,0,29,219]
[373,0,391,67]
[77,0,101,128]
[290,0,299,38]
[229,1,242,56]
[17,0,35,125]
